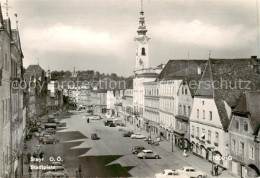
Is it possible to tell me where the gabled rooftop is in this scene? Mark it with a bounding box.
[157,59,207,81]
[196,58,260,131]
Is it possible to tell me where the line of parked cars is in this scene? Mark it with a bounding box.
[155,166,206,178]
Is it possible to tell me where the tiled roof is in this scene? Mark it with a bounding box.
[26,65,43,73]
[196,58,260,131]
[246,91,260,133]
[157,59,207,81]
[233,91,260,134]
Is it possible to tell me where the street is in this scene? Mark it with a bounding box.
[24,110,195,177]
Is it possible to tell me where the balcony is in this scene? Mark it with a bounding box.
[191,134,194,138]
[196,136,200,140]
[207,140,211,144]
[214,142,219,147]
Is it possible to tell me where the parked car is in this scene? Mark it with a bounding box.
[151,141,160,146]
[176,166,205,178]
[123,131,134,137]
[109,123,116,127]
[48,161,64,167]
[42,166,67,177]
[144,137,152,142]
[104,120,113,126]
[131,133,146,139]
[53,112,59,116]
[88,115,101,120]
[41,135,58,144]
[137,150,160,159]
[46,128,56,134]
[132,146,145,154]
[91,133,99,140]
[44,123,57,129]
[155,169,189,178]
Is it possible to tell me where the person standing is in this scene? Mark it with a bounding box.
[39,151,44,159]
[28,166,32,177]
[27,153,31,164]
[78,164,82,177]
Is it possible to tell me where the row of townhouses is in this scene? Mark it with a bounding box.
[0,4,64,176]
[68,5,260,178]
[0,4,25,177]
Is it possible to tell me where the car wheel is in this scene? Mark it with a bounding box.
[155,155,159,159]
[197,176,202,178]
[143,156,146,159]
[134,151,138,154]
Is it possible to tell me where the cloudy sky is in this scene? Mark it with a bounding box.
[5,0,260,76]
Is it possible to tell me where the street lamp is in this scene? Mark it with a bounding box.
[35,144,41,178]
[209,146,215,176]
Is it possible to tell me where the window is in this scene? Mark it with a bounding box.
[203,110,205,119]
[202,101,204,105]
[197,109,199,118]
[235,120,239,130]
[185,89,188,95]
[232,139,236,151]
[192,125,195,135]
[179,105,182,114]
[244,121,248,132]
[141,48,146,56]
[208,130,211,141]
[215,132,219,143]
[249,146,255,160]
[197,127,199,137]
[188,106,191,116]
[183,106,186,116]
[209,111,212,120]
[239,142,244,155]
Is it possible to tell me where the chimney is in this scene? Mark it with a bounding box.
[197,66,202,75]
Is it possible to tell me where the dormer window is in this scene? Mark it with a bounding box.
[141,48,146,56]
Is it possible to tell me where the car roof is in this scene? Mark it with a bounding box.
[183,166,195,169]
[143,150,153,152]
[164,169,175,172]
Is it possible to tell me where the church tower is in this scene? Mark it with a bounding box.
[134,0,150,71]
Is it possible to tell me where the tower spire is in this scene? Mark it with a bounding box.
[141,0,143,13]
[137,0,147,35]
[3,0,11,17]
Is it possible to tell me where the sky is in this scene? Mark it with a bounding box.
[4,0,260,76]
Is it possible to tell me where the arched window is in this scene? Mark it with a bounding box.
[141,48,146,56]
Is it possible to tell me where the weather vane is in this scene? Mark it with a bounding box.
[3,0,11,17]
[141,0,143,12]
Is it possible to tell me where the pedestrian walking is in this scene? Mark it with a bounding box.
[215,165,219,176]
[78,164,82,175]
[39,151,44,159]
[33,152,37,163]
[183,149,187,157]
[28,166,32,177]
[27,153,31,164]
